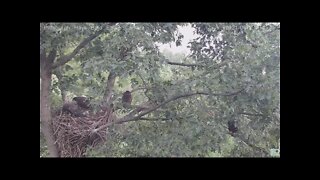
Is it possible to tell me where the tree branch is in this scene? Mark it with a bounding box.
[164,54,204,67]
[239,112,264,116]
[136,72,153,100]
[139,117,170,121]
[103,72,117,106]
[233,133,269,156]
[118,88,245,124]
[47,48,57,64]
[131,87,150,93]
[166,61,205,67]
[94,88,245,132]
[136,72,148,88]
[165,53,226,68]
[95,87,246,133]
[219,123,269,156]
[166,59,229,72]
[52,24,112,69]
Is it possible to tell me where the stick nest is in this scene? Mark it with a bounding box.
[52,108,114,157]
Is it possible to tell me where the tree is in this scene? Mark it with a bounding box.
[40,22,280,157]
[40,23,115,156]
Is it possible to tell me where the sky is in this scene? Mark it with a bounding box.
[158,24,199,55]
[160,23,280,55]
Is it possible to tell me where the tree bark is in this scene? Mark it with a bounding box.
[103,72,116,106]
[40,48,60,157]
[40,65,59,157]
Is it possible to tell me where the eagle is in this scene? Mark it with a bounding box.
[61,96,91,117]
[122,91,132,108]
[72,96,91,109]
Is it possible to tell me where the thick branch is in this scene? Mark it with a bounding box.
[47,48,57,64]
[94,88,245,132]
[118,88,245,124]
[103,72,117,105]
[52,24,110,69]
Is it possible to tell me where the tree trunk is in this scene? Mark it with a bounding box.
[40,49,60,157]
[40,70,59,157]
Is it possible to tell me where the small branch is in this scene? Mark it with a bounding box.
[233,133,269,156]
[167,60,229,72]
[166,61,205,67]
[165,53,225,68]
[219,122,269,156]
[264,27,280,35]
[131,87,150,93]
[136,72,153,100]
[52,24,112,69]
[209,61,229,70]
[136,72,147,88]
[139,117,170,121]
[165,54,204,67]
[239,112,264,116]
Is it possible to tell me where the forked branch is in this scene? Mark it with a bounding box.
[52,23,115,69]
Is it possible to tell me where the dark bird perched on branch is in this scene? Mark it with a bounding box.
[228,120,238,135]
[122,91,132,108]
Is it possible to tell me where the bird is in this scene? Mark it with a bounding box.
[72,96,91,109]
[228,120,238,134]
[122,91,132,108]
